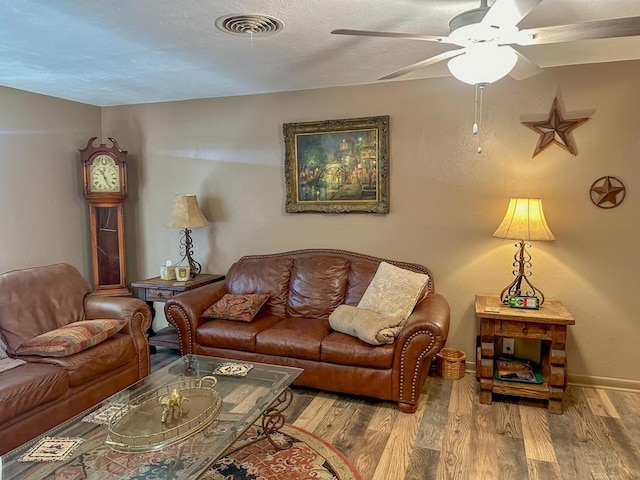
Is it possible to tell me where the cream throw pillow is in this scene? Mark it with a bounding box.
[357,262,429,322]
[329,305,402,345]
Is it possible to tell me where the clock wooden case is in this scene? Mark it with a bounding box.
[79,137,130,296]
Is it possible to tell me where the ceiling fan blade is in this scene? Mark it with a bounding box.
[508,47,543,80]
[481,0,542,27]
[378,49,466,80]
[519,16,640,45]
[331,29,460,45]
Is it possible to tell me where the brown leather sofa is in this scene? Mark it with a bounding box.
[0,263,151,454]
[165,249,450,413]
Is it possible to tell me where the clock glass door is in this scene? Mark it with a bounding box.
[95,206,122,286]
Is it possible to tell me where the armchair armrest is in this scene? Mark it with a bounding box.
[164,282,228,354]
[84,294,152,379]
[393,292,450,412]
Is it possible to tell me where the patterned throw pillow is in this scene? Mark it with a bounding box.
[203,293,270,322]
[15,319,125,357]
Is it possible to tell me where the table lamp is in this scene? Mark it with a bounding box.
[165,194,209,278]
[492,198,555,305]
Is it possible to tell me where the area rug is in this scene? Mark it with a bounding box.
[15,424,361,480]
[203,424,361,480]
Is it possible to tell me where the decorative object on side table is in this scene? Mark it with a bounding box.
[493,198,555,305]
[175,265,191,282]
[521,97,590,158]
[166,194,209,278]
[589,176,626,209]
[283,115,389,214]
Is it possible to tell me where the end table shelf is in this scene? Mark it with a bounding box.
[146,326,181,350]
[475,294,575,414]
[132,273,225,352]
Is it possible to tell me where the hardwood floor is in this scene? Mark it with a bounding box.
[151,349,640,479]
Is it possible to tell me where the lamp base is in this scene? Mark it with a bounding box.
[178,228,202,279]
[499,240,545,305]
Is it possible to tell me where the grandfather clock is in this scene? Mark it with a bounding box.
[79,137,131,296]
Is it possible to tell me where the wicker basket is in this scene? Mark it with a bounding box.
[436,348,467,380]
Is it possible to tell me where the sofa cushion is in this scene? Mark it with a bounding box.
[357,262,429,321]
[329,304,404,345]
[226,257,294,317]
[0,363,68,424]
[321,331,394,369]
[203,293,270,322]
[286,256,350,319]
[197,315,282,352]
[19,334,136,387]
[0,264,91,354]
[0,333,8,357]
[344,258,380,305]
[255,317,331,361]
[0,333,26,372]
[15,319,125,357]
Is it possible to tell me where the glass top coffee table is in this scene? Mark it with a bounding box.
[2,355,302,479]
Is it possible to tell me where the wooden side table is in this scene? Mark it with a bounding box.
[132,273,224,351]
[475,294,575,414]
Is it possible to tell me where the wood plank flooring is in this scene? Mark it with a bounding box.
[151,350,640,480]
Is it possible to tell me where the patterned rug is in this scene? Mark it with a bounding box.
[17,424,361,480]
[203,424,361,480]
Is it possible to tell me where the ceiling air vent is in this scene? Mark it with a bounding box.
[215,14,284,36]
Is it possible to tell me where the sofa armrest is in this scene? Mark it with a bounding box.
[164,282,228,354]
[84,294,152,379]
[393,292,450,412]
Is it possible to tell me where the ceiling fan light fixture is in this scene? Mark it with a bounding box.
[447,45,518,85]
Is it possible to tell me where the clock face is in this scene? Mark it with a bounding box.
[90,154,120,192]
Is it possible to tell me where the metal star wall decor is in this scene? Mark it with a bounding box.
[590,176,626,209]
[522,97,590,158]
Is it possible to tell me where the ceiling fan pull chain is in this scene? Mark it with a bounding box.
[473,83,479,135]
[473,83,484,154]
[479,84,484,129]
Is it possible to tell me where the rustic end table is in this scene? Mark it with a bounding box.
[475,293,575,414]
[132,274,224,351]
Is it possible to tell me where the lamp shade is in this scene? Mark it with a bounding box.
[447,45,518,85]
[492,198,555,241]
[165,194,209,229]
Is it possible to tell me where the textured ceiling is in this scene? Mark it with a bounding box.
[1,0,639,106]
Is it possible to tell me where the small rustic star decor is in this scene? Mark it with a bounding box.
[590,176,626,209]
[522,97,590,158]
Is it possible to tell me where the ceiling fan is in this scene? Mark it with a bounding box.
[331,0,640,85]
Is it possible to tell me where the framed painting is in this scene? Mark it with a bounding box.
[283,115,389,213]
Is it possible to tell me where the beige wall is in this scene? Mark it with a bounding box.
[103,60,639,387]
[0,86,101,278]
[2,60,637,388]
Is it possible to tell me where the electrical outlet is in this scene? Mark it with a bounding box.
[502,338,515,355]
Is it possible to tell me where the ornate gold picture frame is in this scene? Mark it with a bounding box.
[283,115,389,214]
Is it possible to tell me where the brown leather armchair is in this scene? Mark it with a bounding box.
[166,249,450,413]
[0,263,151,454]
